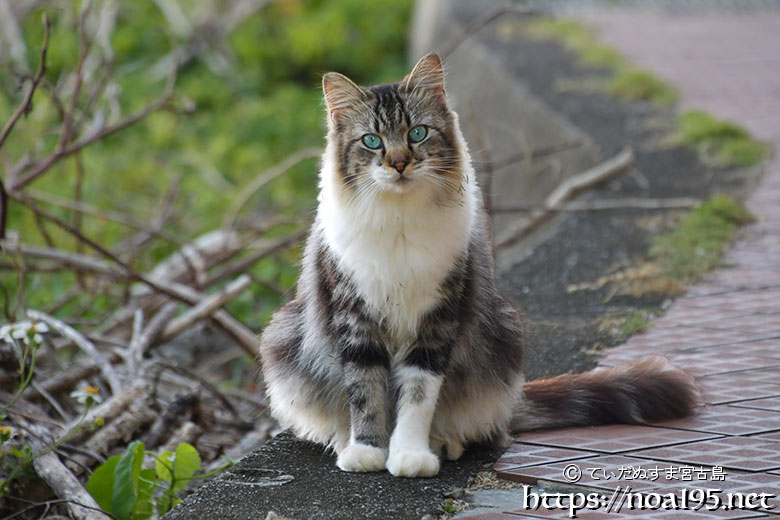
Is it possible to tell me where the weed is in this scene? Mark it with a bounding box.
[650,194,754,281]
[607,68,677,106]
[617,309,660,338]
[675,111,769,167]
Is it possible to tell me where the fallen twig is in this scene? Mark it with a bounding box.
[160,274,251,342]
[3,243,125,277]
[495,148,635,249]
[27,309,121,395]
[491,196,699,213]
[128,303,177,378]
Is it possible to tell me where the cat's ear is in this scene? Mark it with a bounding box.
[402,53,445,102]
[322,72,367,121]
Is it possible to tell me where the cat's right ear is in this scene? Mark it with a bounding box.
[322,72,366,122]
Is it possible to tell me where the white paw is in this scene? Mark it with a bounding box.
[336,443,387,473]
[445,440,464,461]
[386,449,440,477]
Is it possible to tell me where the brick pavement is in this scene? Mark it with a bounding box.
[464,9,780,520]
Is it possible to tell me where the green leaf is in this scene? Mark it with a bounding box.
[86,455,120,514]
[112,440,145,520]
[155,450,174,484]
[171,443,201,491]
[132,468,156,520]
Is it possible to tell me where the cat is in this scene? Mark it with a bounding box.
[259,53,698,478]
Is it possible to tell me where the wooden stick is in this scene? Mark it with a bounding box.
[0,14,50,151]
[160,275,250,341]
[491,196,699,213]
[14,416,105,520]
[32,450,106,520]
[495,148,634,249]
[27,309,121,394]
[128,303,177,377]
[68,382,145,443]
[3,243,124,277]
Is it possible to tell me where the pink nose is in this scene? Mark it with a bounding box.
[393,161,408,173]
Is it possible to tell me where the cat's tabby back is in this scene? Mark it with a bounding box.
[259,53,697,478]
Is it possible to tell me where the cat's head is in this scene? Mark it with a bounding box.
[321,53,464,201]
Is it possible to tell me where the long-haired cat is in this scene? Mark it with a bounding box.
[259,53,698,478]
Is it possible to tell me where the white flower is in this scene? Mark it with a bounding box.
[71,386,103,406]
[0,324,12,344]
[0,425,15,443]
[1,321,49,345]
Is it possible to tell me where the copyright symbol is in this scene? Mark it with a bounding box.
[563,463,582,483]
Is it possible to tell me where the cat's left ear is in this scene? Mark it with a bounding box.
[323,72,367,122]
[402,53,445,103]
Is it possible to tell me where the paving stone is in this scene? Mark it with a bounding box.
[628,437,780,472]
[515,425,718,455]
[652,405,780,436]
[498,454,730,492]
[696,368,780,405]
[685,338,780,361]
[752,431,780,443]
[657,351,780,377]
[730,397,780,413]
[494,444,598,473]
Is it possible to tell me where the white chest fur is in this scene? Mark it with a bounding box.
[318,178,476,343]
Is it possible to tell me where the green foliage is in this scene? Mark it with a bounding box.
[87,441,224,519]
[617,309,659,338]
[441,498,459,515]
[675,111,769,167]
[1,0,413,324]
[650,194,754,281]
[607,68,676,106]
[524,17,676,106]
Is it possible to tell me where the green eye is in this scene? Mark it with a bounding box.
[362,134,382,149]
[408,125,428,143]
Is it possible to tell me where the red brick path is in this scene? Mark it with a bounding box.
[467,9,780,520]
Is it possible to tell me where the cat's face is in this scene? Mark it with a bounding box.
[322,53,462,200]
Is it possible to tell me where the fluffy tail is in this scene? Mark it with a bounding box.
[511,356,700,432]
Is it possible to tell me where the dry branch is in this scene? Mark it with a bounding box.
[128,302,177,377]
[27,309,122,394]
[0,14,49,151]
[160,274,251,342]
[68,382,146,443]
[80,397,157,461]
[14,414,105,520]
[491,196,700,213]
[3,243,125,277]
[495,148,635,249]
[32,450,106,520]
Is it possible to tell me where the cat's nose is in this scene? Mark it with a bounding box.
[392,160,408,174]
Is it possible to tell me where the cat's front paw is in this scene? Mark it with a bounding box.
[336,443,387,473]
[386,449,440,477]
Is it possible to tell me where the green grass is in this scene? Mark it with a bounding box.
[524,18,676,106]
[607,68,677,106]
[675,110,770,167]
[650,194,754,282]
[618,309,659,338]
